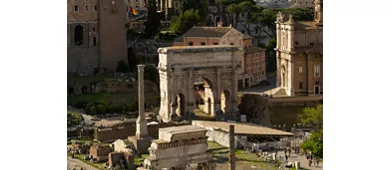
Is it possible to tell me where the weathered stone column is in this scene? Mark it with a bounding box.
[229,125,236,170]
[169,68,177,121]
[215,68,221,111]
[188,68,194,117]
[136,64,148,138]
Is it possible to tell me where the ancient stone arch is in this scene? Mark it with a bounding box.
[157,46,243,122]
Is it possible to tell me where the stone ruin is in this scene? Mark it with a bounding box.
[138,125,215,170]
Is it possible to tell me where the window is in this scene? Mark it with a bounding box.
[85,5,89,12]
[299,66,303,73]
[74,25,84,46]
[310,42,315,46]
[230,43,234,45]
[295,41,299,46]
[299,82,303,89]
[93,37,97,46]
[74,5,78,12]
[314,65,320,77]
[261,71,264,75]
[136,0,138,2]
[92,28,95,32]
[201,42,206,45]
[136,6,138,8]
[213,43,218,45]
[189,42,193,46]
[94,5,97,11]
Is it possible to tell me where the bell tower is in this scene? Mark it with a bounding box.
[314,0,323,25]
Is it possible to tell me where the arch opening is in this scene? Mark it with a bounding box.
[193,77,215,115]
[74,25,84,46]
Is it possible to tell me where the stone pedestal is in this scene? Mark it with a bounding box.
[129,136,152,154]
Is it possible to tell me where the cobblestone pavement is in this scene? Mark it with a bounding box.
[67,157,98,170]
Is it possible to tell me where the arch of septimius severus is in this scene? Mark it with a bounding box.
[157,45,243,123]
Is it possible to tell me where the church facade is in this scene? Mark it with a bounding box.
[275,0,323,96]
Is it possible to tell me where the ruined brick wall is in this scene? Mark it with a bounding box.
[89,145,113,158]
[94,122,190,142]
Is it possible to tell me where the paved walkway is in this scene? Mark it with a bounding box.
[276,151,323,170]
[67,157,98,170]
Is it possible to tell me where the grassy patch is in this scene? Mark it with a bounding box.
[207,142,278,170]
[269,106,305,125]
[68,75,116,84]
[134,154,149,166]
[194,109,215,121]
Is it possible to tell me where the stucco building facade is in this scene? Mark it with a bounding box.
[275,0,323,96]
[67,0,128,74]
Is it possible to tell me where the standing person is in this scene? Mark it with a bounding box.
[285,154,288,161]
[316,158,320,167]
[308,159,312,167]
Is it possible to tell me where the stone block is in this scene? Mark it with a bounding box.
[129,136,152,154]
[159,125,207,142]
[108,152,125,167]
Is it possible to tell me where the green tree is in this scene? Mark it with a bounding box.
[299,105,323,158]
[169,9,201,35]
[182,0,209,22]
[144,0,161,37]
[265,37,276,72]
[298,104,323,130]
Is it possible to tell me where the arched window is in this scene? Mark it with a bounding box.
[85,5,89,12]
[74,25,84,46]
[74,5,78,12]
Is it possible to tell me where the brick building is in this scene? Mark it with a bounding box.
[241,47,266,88]
[275,0,323,96]
[67,0,128,74]
[173,23,266,88]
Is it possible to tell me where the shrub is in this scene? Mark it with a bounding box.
[96,104,106,115]
[130,101,138,111]
[75,100,88,109]
[67,112,84,127]
[106,105,115,114]
[89,105,97,115]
